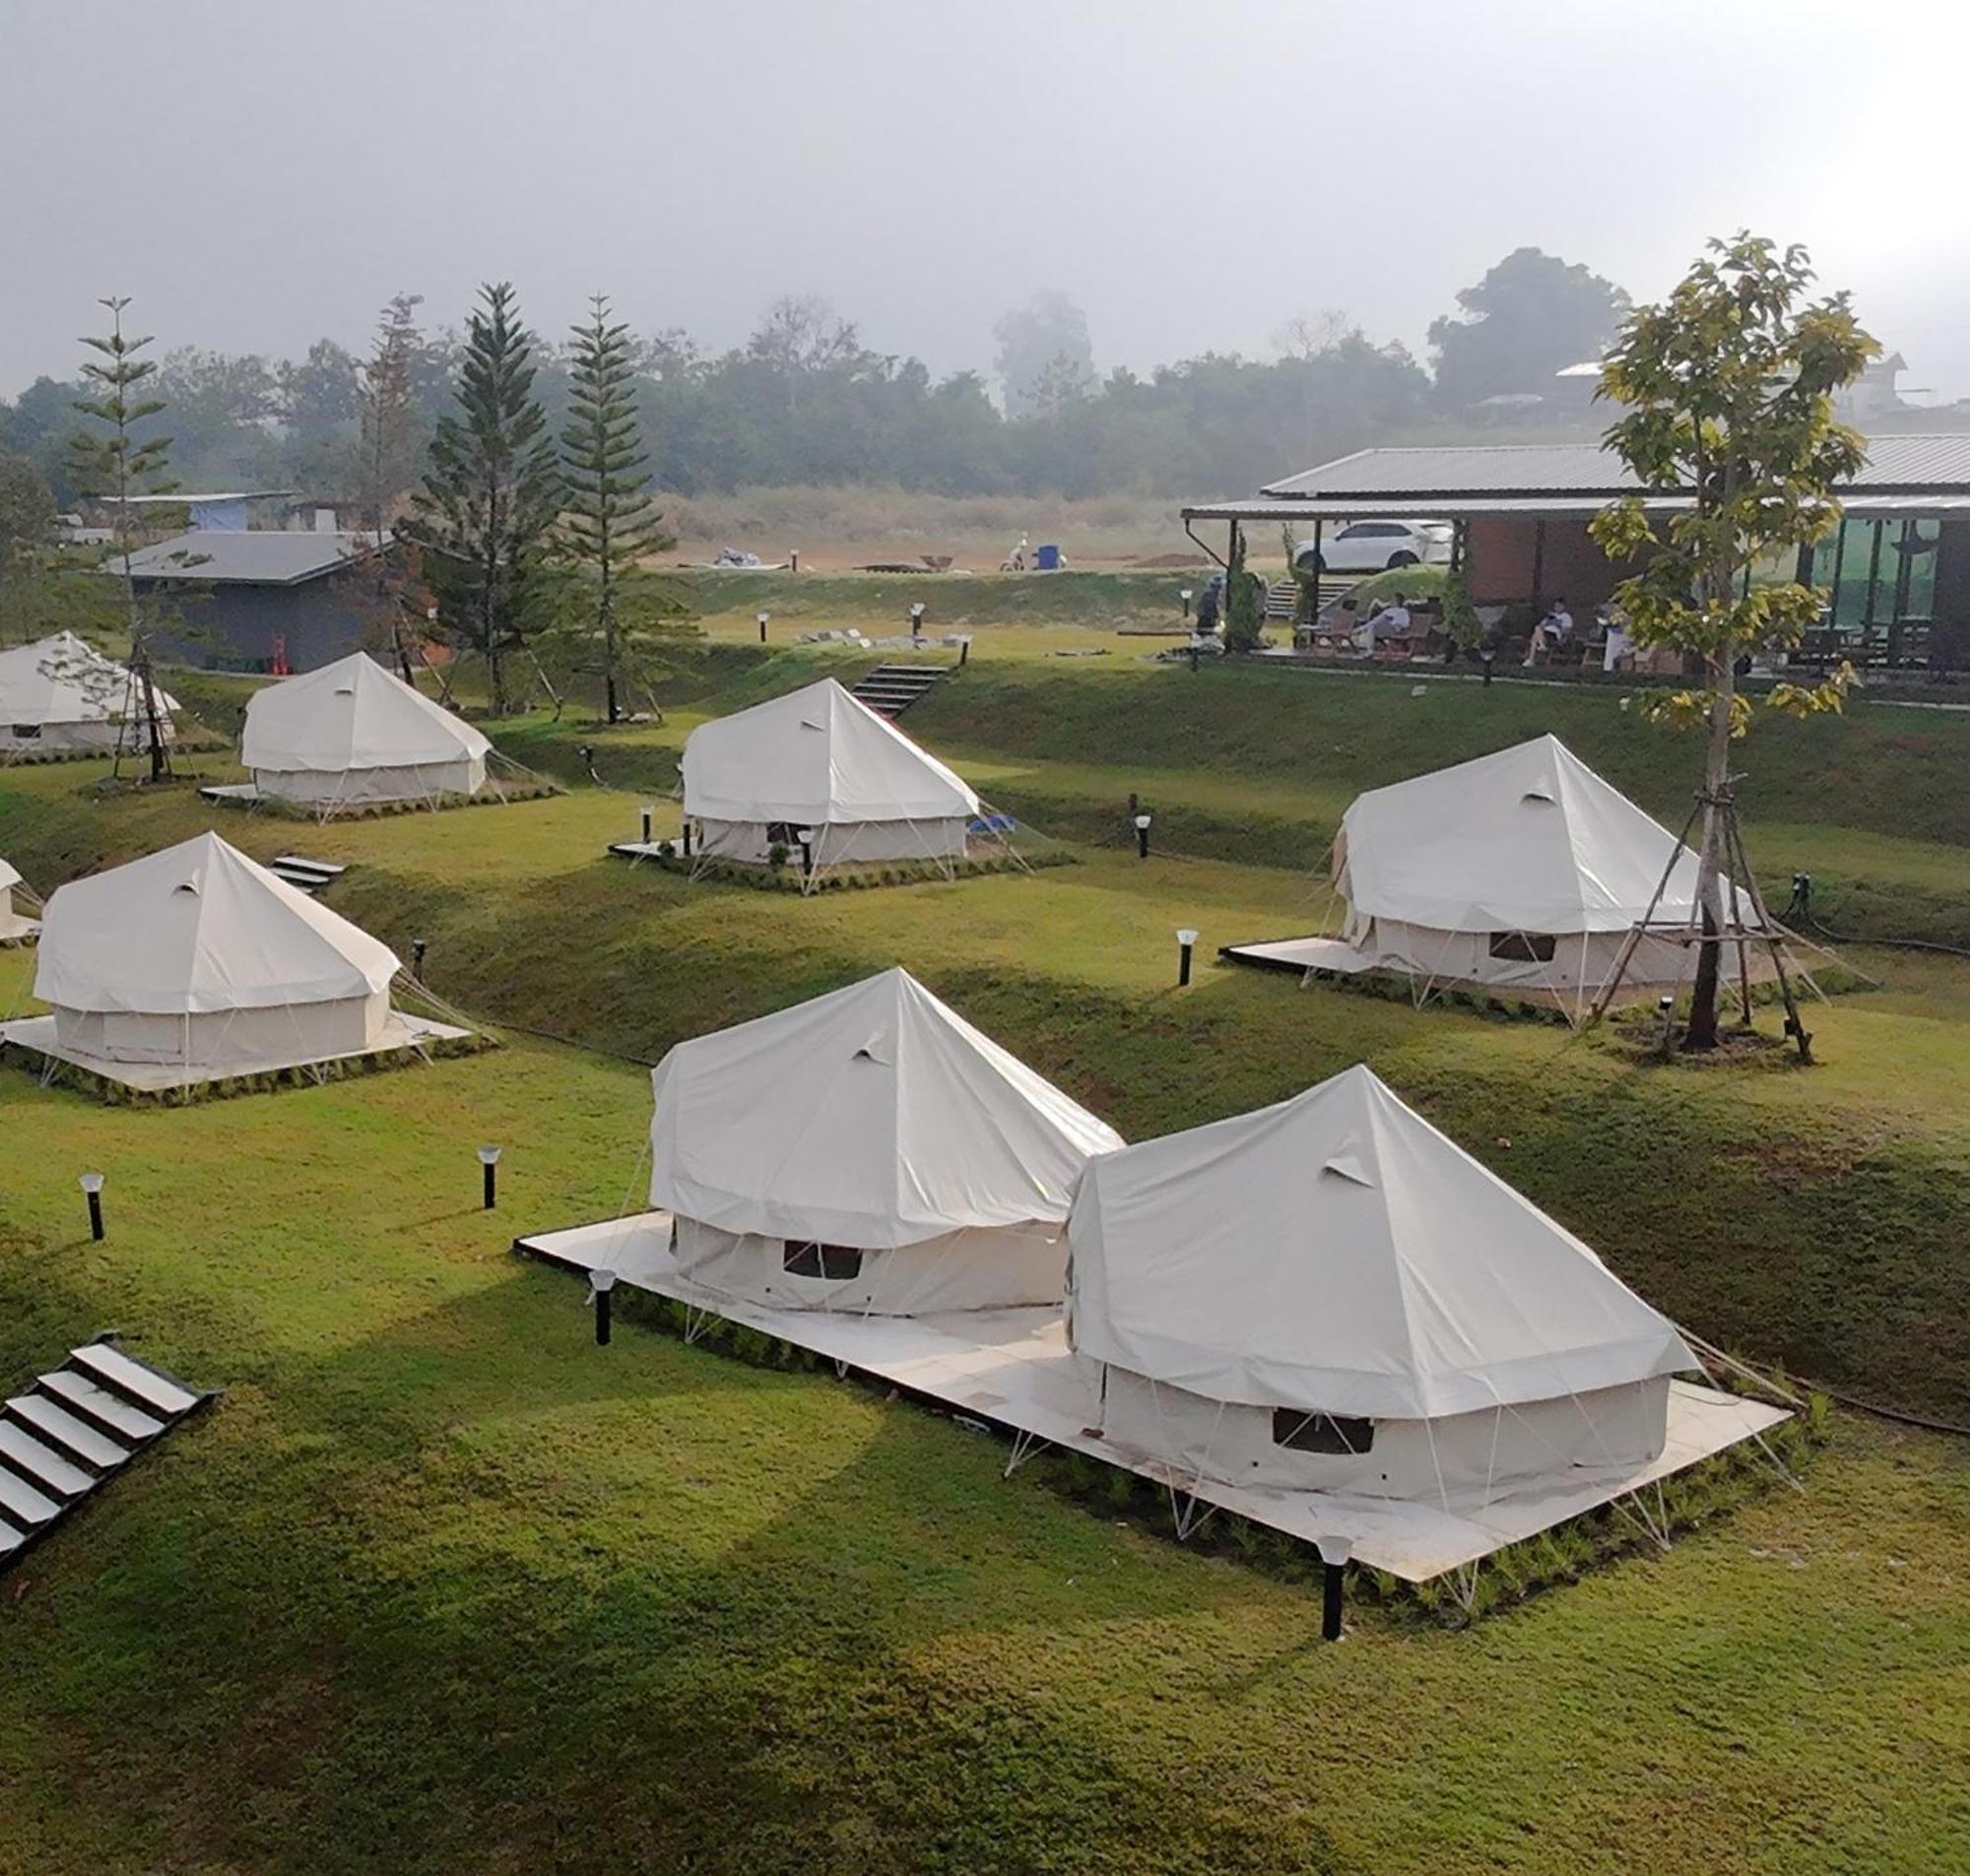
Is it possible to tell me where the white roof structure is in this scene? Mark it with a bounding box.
[0,631,180,728]
[34,832,398,1014]
[1338,735,1700,934]
[649,967,1123,1249]
[1067,1064,1695,1420]
[240,653,491,777]
[681,678,979,826]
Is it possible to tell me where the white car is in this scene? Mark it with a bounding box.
[1293,518,1453,575]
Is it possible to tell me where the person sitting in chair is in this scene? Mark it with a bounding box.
[1360,590,1410,656]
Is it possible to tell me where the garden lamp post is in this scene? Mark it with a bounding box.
[478,1145,501,1210]
[1175,928,1199,988]
[909,601,927,637]
[640,803,655,845]
[591,1266,617,1345]
[1134,812,1152,861]
[795,828,815,876]
[80,1172,105,1242]
[412,938,427,977]
[1317,1535,1351,1641]
[1179,587,1193,620]
[757,611,770,643]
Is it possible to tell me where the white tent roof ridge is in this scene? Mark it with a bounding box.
[648,966,1123,1248]
[241,652,492,775]
[681,677,979,826]
[0,630,180,727]
[1339,733,1708,934]
[0,856,21,892]
[1067,1063,1696,1420]
[34,830,398,1014]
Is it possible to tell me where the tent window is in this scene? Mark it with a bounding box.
[1272,1409,1375,1455]
[765,821,799,845]
[11,724,39,740]
[784,1241,863,1281]
[1489,931,1556,962]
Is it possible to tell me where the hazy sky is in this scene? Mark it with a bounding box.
[5,0,1968,401]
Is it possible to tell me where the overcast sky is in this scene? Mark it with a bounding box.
[4,0,1967,401]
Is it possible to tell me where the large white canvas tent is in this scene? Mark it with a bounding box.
[647,967,1123,1313]
[0,631,179,756]
[680,678,980,872]
[239,652,492,809]
[1066,1064,1698,1501]
[0,857,37,943]
[12,832,440,1086]
[1226,735,1771,1014]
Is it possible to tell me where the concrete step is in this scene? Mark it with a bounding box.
[0,1421,97,1499]
[6,1395,130,1471]
[68,1343,201,1419]
[0,1465,63,1529]
[35,1372,164,1444]
[268,855,347,895]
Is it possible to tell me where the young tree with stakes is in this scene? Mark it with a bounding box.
[68,296,178,780]
[559,294,677,723]
[1590,233,1873,1054]
[402,283,559,715]
[357,291,427,681]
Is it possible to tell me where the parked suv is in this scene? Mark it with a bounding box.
[1293,518,1453,574]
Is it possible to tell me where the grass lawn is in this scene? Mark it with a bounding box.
[0,638,1966,1872]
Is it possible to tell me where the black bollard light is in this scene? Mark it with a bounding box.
[757,610,770,644]
[640,803,654,846]
[682,820,693,858]
[591,1266,617,1345]
[79,1171,105,1242]
[478,1144,501,1210]
[958,635,970,667]
[1179,586,1193,620]
[1657,993,1676,1058]
[908,601,927,639]
[1176,927,1198,987]
[1479,646,1496,688]
[1317,1535,1351,1642]
[789,549,801,573]
[796,828,815,876]
[412,937,427,977]
[1134,812,1152,861]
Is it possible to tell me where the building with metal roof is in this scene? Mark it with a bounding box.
[126,530,394,673]
[1183,435,1970,670]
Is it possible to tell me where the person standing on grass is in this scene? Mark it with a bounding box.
[1195,574,1222,636]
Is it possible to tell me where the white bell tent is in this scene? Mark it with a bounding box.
[1066,1065,1702,1502]
[647,967,1123,1314]
[0,856,38,943]
[1225,735,1781,1016]
[679,678,980,873]
[238,653,493,810]
[7,832,463,1089]
[0,631,180,756]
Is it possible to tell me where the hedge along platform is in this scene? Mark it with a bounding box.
[513,1210,1788,1585]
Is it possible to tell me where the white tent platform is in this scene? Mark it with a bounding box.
[0,1009,471,1093]
[197,782,265,807]
[1219,936,1374,975]
[0,912,38,945]
[514,1210,1788,1583]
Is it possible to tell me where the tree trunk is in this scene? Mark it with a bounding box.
[1682,658,1736,1052]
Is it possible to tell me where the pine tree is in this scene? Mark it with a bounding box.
[558,294,677,722]
[68,296,175,780]
[402,283,559,715]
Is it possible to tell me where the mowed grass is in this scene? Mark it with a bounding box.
[0,951,1966,1875]
[0,644,1967,1871]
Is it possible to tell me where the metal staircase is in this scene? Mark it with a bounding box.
[850,664,950,719]
[0,1341,212,1571]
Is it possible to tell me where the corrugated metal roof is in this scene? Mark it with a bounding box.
[1259,433,1970,499]
[124,531,387,586]
[1184,492,1970,523]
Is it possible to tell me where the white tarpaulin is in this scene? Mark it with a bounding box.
[0,631,180,751]
[1337,734,1704,935]
[1066,1064,1694,1421]
[240,653,492,805]
[649,967,1122,1250]
[35,831,398,1015]
[681,678,979,827]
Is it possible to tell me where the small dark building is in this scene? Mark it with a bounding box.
[126,530,396,673]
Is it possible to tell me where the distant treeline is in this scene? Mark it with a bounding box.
[0,250,1631,505]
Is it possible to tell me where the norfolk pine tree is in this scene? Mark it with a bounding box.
[558,294,679,723]
[68,296,179,781]
[1591,233,1873,1052]
[403,283,559,714]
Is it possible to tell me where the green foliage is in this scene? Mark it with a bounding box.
[402,283,562,714]
[1221,530,1266,652]
[1429,246,1630,408]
